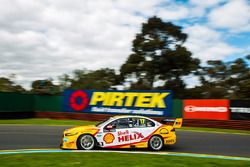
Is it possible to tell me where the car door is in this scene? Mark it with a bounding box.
[128,117,158,144]
[99,118,133,148]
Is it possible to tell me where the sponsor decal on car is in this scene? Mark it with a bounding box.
[117,130,144,142]
[103,133,115,144]
[165,139,175,144]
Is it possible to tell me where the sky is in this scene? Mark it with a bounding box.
[0,0,249,89]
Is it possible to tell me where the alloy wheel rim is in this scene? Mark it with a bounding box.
[80,135,94,149]
[150,136,162,150]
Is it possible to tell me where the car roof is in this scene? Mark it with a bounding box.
[111,115,151,119]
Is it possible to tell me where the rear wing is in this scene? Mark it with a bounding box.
[160,118,182,128]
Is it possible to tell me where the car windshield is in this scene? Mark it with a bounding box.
[95,118,112,127]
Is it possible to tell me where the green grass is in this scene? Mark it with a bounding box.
[0,152,249,167]
[0,118,97,126]
[0,118,249,134]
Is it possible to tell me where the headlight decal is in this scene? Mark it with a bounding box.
[65,132,78,136]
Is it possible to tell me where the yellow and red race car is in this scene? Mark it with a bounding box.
[61,115,182,151]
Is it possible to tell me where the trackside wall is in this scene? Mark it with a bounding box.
[0,92,34,118]
[0,92,249,130]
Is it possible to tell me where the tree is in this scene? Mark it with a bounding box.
[120,16,200,97]
[190,55,250,99]
[246,54,250,60]
[0,77,15,92]
[0,77,26,93]
[58,74,72,90]
[237,79,250,99]
[69,68,118,90]
[234,56,250,99]
[31,79,61,94]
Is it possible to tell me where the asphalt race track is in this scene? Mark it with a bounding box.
[0,125,249,157]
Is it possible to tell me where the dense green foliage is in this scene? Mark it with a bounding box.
[120,17,200,98]
[0,77,25,93]
[69,68,118,90]
[31,79,61,95]
[187,57,250,99]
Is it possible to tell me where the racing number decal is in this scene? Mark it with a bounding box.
[139,119,145,125]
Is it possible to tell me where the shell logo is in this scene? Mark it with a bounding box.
[103,133,115,144]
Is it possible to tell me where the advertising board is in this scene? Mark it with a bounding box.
[183,99,229,120]
[230,100,250,120]
[63,90,172,116]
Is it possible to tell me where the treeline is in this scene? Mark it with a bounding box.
[0,17,249,99]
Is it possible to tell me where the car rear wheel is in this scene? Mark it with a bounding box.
[148,135,163,151]
[77,134,95,150]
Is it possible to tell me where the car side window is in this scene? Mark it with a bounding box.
[129,118,155,128]
[145,119,155,127]
[116,118,129,129]
[105,118,129,130]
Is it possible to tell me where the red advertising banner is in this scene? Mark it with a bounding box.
[183,99,229,120]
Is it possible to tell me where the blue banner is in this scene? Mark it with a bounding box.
[63,90,172,116]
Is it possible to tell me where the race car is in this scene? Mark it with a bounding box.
[60,115,182,151]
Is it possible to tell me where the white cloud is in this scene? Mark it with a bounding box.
[0,0,151,88]
[190,0,223,8]
[157,5,189,20]
[184,25,241,62]
[187,0,224,19]
[208,0,250,31]
[114,0,161,16]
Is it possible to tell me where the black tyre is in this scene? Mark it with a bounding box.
[77,134,96,150]
[148,135,163,151]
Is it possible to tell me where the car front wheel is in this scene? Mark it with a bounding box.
[148,135,163,151]
[77,134,96,150]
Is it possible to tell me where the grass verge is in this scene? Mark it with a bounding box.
[0,118,97,126]
[0,152,249,167]
[0,118,249,134]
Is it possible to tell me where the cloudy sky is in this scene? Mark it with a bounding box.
[0,0,250,88]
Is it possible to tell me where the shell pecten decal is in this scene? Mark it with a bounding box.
[103,133,115,144]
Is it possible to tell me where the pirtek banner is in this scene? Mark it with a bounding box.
[230,100,250,120]
[63,90,172,116]
[183,99,229,120]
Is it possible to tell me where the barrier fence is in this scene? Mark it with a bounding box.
[0,92,249,121]
[0,92,34,112]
